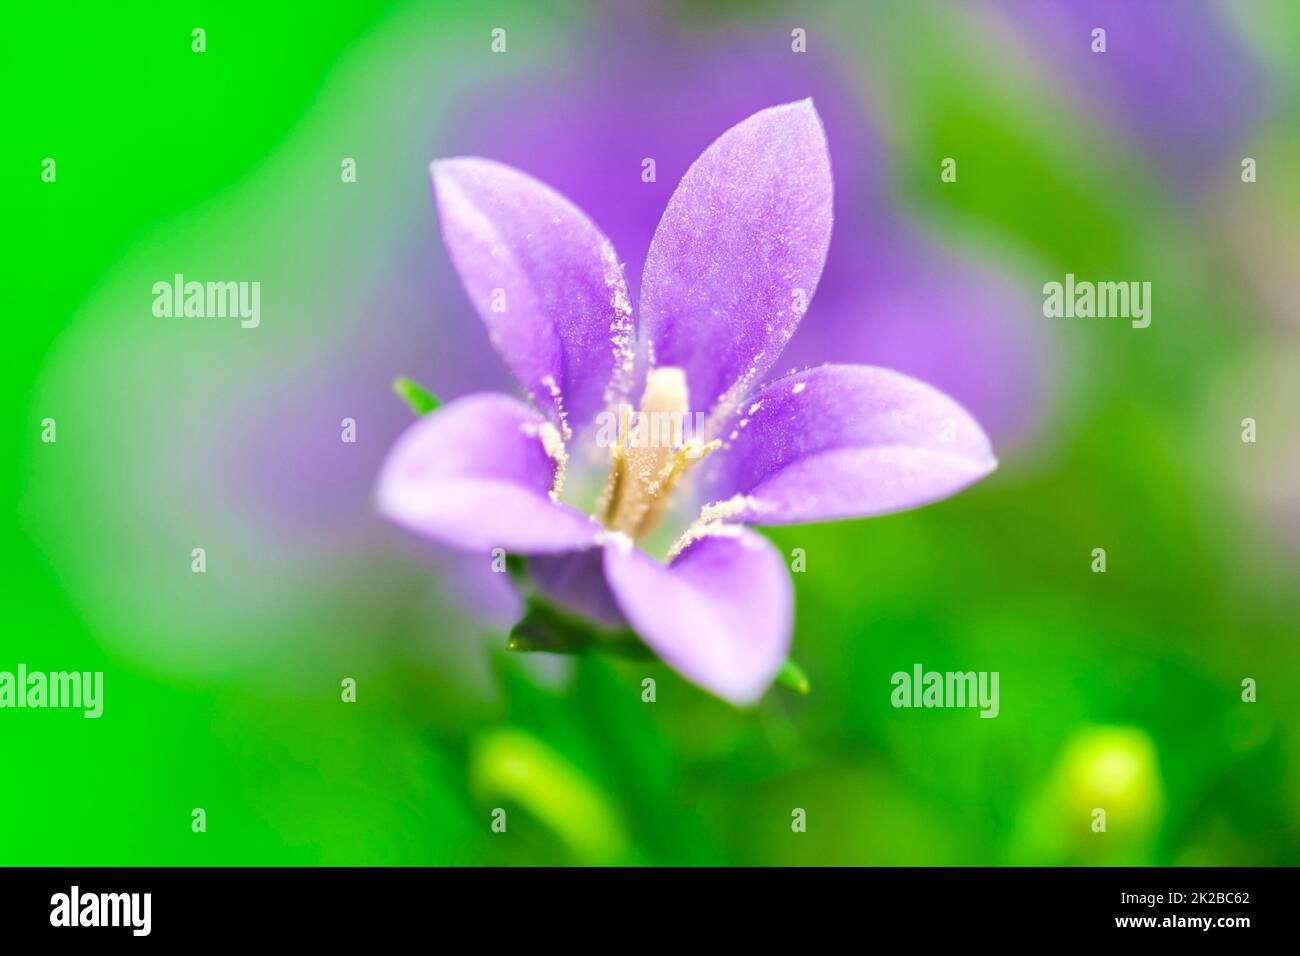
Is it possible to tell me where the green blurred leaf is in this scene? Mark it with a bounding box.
[470,727,629,865]
[776,658,811,695]
[507,594,651,659]
[392,376,441,415]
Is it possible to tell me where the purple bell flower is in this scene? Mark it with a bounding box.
[377,101,997,704]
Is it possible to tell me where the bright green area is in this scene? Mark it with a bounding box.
[3,1,1297,866]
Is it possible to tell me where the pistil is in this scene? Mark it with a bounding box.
[599,367,719,540]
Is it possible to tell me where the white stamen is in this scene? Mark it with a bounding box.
[537,420,568,501]
[601,240,636,409]
[540,374,571,441]
[667,519,744,561]
[700,493,766,524]
[600,367,719,541]
[594,528,634,554]
[666,495,768,560]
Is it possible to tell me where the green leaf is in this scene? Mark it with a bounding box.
[504,553,531,593]
[392,376,441,415]
[469,727,629,865]
[776,658,811,695]
[507,594,652,659]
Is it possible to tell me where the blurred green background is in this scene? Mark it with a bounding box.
[4,0,1298,865]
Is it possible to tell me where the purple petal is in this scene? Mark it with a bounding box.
[639,99,833,417]
[376,392,601,553]
[602,528,792,705]
[452,21,881,312]
[443,22,1046,453]
[528,548,627,632]
[776,218,1048,450]
[431,158,634,432]
[700,364,997,525]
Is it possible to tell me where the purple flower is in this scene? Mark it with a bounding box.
[991,0,1266,192]
[376,101,997,704]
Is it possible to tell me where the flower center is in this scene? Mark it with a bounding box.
[598,367,719,541]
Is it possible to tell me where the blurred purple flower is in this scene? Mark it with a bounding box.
[990,0,1266,191]
[377,101,997,704]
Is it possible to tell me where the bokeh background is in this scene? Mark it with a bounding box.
[5,0,1298,865]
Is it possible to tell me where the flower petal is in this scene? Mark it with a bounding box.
[639,99,833,419]
[376,393,601,553]
[602,528,792,705]
[774,220,1048,449]
[528,548,627,631]
[431,158,635,432]
[700,364,997,525]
